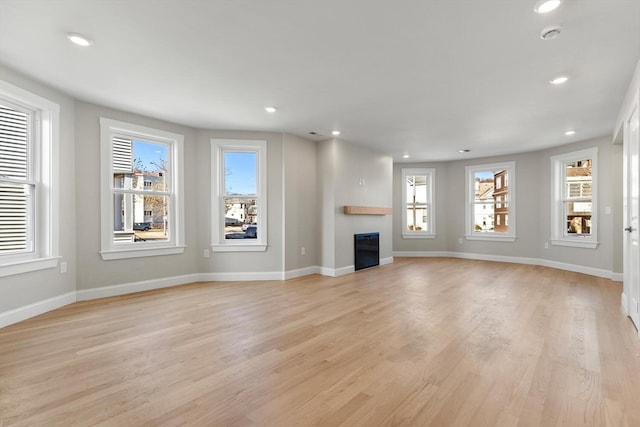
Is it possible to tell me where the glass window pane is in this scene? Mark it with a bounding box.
[405,174,428,232]
[473,202,494,231]
[565,159,592,199]
[406,204,428,231]
[565,201,592,235]
[224,197,257,238]
[113,194,169,244]
[224,152,257,196]
[473,169,509,233]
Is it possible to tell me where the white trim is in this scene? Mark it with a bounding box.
[550,239,598,249]
[401,168,435,237]
[0,81,60,276]
[99,118,185,260]
[393,250,616,280]
[283,266,322,280]
[0,292,75,328]
[465,161,516,241]
[210,139,268,251]
[550,147,598,248]
[100,246,185,260]
[621,292,629,315]
[611,272,623,282]
[0,255,616,328]
[199,271,283,282]
[0,256,59,277]
[76,273,201,301]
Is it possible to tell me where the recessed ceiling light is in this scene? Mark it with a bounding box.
[565,130,576,136]
[458,149,471,153]
[332,130,341,136]
[264,106,277,113]
[534,0,561,14]
[550,76,569,85]
[540,26,562,40]
[403,154,410,159]
[67,32,92,47]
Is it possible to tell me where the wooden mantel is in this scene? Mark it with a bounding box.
[343,205,392,215]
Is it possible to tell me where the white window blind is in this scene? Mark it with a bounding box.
[0,105,33,254]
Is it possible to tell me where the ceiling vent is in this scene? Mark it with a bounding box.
[540,26,562,40]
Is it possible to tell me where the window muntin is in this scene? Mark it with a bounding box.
[465,162,516,241]
[100,118,184,260]
[211,139,267,251]
[0,82,59,277]
[401,168,435,238]
[551,149,597,248]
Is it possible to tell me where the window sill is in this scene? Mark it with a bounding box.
[550,239,598,249]
[465,234,517,242]
[402,233,436,239]
[0,256,59,277]
[100,246,185,260]
[211,243,268,252]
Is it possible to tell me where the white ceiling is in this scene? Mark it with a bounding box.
[1,0,638,161]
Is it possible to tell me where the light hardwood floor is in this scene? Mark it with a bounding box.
[1,258,639,426]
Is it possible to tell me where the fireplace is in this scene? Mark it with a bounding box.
[354,232,379,271]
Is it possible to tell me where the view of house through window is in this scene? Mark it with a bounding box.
[223,151,258,239]
[405,175,428,232]
[112,138,170,244]
[564,159,592,235]
[473,169,509,233]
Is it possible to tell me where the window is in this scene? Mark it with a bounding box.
[100,118,184,260]
[465,161,516,242]
[550,148,598,248]
[0,81,59,277]
[401,168,435,238]
[211,139,267,251]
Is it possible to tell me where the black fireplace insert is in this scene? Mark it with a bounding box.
[354,232,379,271]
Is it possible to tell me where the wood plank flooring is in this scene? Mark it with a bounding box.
[1,258,639,426]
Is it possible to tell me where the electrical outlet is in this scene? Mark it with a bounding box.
[301,247,306,255]
[60,261,67,273]
[458,237,463,244]
[203,249,210,258]
[544,242,549,249]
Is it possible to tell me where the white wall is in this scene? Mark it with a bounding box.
[195,129,285,276]
[0,64,77,314]
[283,134,319,272]
[318,139,393,273]
[393,137,623,277]
[74,101,199,290]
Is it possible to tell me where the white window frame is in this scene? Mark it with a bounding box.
[100,118,185,260]
[211,139,267,252]
[0,81,59,277]
[550,148,598,248]
[401,168,435,239]
[465,161,516,242]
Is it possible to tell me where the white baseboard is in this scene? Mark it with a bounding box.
[283,266,321,280]
[611,272,624,282]
[393,250,617,280]
[380,256,394,266]
[0,291,76,328]
[1,252,617,328]
[76,273,201,301]
[198,271,284,282]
